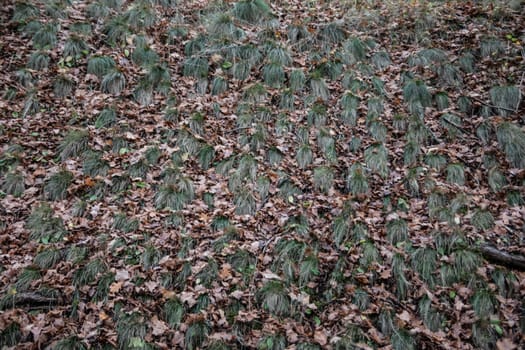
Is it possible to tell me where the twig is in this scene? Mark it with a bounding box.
[440,115,470,134]
[470,96,517,113]
[224,126,253,134]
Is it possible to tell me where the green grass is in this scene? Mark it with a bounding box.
[257,280,291,316]
[116,312,147,350]
[233,0,271,23]
[0,322,22,347]
[101,69,126,95]
[496,122,525,168]
[1,1,523,349]
[87,55,116,78]
[53,75,75,98]
[26,203,67,243]
[95,107,117,129]
[313,165,334,193]
[364,143,389,178]
[63,35,89,59]
[2,171,25,197]
[27,50,50,70]
[45,169,73,200]
[163,298,185,328]
[185,319,210,350]
[490,86,521,117]
[53,336,88,350]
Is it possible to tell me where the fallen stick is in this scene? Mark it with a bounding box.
[477,244,525,271]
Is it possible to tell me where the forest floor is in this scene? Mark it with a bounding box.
[0,0,524,349]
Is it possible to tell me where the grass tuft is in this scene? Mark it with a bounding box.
[233,0,271,23]
[318,22,346,45]
[53,75,75,98]
[391,328,415,350]
[101,69,126,95]
[185,319,210,350]
[446,163,465,186]
[0,322,22,347]
[258,333,286,350]
[27,203,67,243]
[258,280,291,317]
[73,258,106,286]
[45,169,73,200]
[386,218,408,245]
[12,1,40,22]
[117,312,147,350]
[313,166,334,194]
[364,143,389,178]
[163,298,185,328]
[234,186,257,216]
[87,55,116,78]
[95,107,117,129]
[472,319,496,350]
[471,209,494,231]
[472,289,496,319]
[63,35,89,60]
[27,50,50,70]
[496,122,525,168]
[53,336,88,350]
[32,22,57,49]
[411,247,437,286]
[418,296,444,332]
[82,152,109,177]
[309,71,330,101]
[346,163,368,195]
[2,171,25,197]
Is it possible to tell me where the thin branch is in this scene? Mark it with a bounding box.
[470,96,517,113]
[478,244,525,271]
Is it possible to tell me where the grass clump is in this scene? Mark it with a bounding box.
[12,1,40,22]
[257,280,291,317]
[386,218,408,245]
[27,51,50,70]
[471,209,494,231]
[101,69,126,95]
[364,143,389,178]
[82,152,109,177]
[116,312,147,350]
[163,298,185,328]
[185,319,210,350]
[53,336,88,350]
[234,186,257,216]
[45,169,73,200]
[489,85,520,117]
[95,107,117,129]
[34,248,64,269]
[496,122,525,168]
[296,144,312,170]
[233,0,271,23]
[26,203,67,243]
[63,35,89,59]
[346,163,368,195]
[32,22,57,49]
[313,166,334,194]
[53,75,75,98]
[87,55,116,78]
[0,322,22,347]
[2,171,25,197]
[446,163,465,186]
[72,258,106,286]
[309,71,330,101]
[258,334,286,350]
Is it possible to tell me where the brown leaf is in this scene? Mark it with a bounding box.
[496,338,517,350]
[150,315,169,336]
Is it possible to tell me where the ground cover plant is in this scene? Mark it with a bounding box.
[0,0,524,349]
